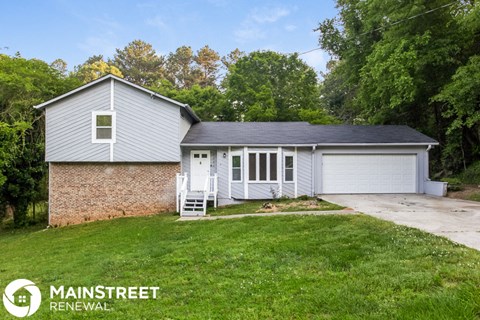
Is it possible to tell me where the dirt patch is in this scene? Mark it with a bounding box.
[256,200,327,213]
[447,184,480,201]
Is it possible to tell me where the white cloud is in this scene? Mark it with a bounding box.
[77,33,118,59]
[206,0,229,7]
[146,15,167,30]
[250,7,290,23]
[234,25,266,43]
[284,24,297,32]
[235,6,291,43]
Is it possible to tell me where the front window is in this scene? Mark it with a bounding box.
[92,111,116,143]
[231,154,242,182]
[284,154,294,182]
[248,152,277,182]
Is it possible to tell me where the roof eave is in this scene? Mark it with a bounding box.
[315,142,439,146]
[33,74,201,122]
[181,142,439,147]
[181,143,317,147]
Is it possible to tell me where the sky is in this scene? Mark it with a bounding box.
[0,0,338,74]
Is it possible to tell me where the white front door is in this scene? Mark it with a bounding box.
[190,150,210,191]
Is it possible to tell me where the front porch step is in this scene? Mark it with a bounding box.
[182,195,206,216]
[186,191,204,199]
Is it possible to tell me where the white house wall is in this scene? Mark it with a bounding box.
[45,79,183,162]
[297,148,313,196]
[182,146,314,200]
[315,146,428,194]
[216,148,229,199]
[114,81,180,162]
[179,110,193,142]
[45,81,111,162]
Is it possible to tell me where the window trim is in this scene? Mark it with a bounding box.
[283,152,295,183]
[230,151,243,183]
[248,151,278,183]
[92,111,116,143]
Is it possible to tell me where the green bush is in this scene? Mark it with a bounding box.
[441,178,464,191]
[459,161,480,184]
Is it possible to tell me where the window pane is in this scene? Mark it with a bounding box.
[232,155,241,168]
[259,153,267,181]
[285,156,293,169]
[96,128,112,139]
[194,154,200,158]
[285,169,293,181]
[249,153,256,180]
[232,168,241,181]
[96,115,112,126]
[201,154,208,158]
[270,153,277,181]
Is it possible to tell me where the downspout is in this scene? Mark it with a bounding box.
[425,144,432,182]
[311,145,316,197]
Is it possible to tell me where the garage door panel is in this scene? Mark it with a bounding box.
[322,154,416,194]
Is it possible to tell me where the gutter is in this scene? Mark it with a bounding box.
[181,142,439,147]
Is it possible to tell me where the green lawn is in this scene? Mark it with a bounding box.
[467,193,480,202]
[208,198,344,216]
[1,214,480,319]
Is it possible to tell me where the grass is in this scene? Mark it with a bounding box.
[0,214,480,319]
[467,193,480,202]
[207,197,344,216]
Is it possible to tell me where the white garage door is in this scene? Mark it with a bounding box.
[322,154,417,194]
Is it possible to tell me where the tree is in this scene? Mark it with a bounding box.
[317,0,478,172]
[221,48,245,70]
[74,59,123,83]
[50,59,68,76]
[0,54,79,226]
[224,51,332,122]
[0,54,80,122]
[170,85,228,121]
[194,45,220,87]
[112,40,164,86]
[165,46,199,89]
[433,55,480,169]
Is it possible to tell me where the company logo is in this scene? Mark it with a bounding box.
[3,279,41,318]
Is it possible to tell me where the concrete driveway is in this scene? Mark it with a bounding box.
[321,194,480,251]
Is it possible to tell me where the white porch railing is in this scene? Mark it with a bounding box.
[201,173,218,215]
[176,172,188,214]
[176,172,218,216]
[209,174,218,208]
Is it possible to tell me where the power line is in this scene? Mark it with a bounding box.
[359,1,458,36]
[299,1,461,56]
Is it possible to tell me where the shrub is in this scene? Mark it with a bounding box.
[460,161,480,184]
[441,178,463,191]
[297,195,311,201]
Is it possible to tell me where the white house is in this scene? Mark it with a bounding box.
[35,75,443,226]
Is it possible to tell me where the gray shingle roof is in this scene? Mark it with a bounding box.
[181,122,438,146]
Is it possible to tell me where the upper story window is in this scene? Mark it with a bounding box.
[92,111,116,143]
[248,152,277,182]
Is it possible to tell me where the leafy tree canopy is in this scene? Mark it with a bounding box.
[317,0,479,171]
[112,40,164,86]
[224,51,335,123]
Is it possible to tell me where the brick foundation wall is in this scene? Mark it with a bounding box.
[49,162,179,226]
